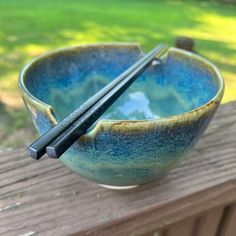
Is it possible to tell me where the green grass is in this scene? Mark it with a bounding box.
[0,0,236,147]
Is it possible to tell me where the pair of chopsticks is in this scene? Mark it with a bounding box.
[29,44,168,160]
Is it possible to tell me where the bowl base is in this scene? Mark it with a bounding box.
[99,184,139,190]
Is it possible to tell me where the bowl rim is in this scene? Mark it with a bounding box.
[19,42,224,129]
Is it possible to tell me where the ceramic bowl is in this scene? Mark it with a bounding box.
[19,43,224,189]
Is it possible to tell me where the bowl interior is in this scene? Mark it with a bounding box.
[24,46,219,121]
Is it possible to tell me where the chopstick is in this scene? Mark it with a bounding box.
[28,44,167,160]
[46,44,168,159]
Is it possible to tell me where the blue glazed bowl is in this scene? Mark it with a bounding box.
[19,43,224,188]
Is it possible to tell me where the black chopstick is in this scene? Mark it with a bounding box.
[46,44,168,159]
[28,44,167,160]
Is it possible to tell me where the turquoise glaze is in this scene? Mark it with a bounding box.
[19,43,224,187]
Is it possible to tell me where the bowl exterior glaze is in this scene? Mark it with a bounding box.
[19,43,224,186]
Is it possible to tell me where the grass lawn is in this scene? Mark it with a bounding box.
[0,0,236,147]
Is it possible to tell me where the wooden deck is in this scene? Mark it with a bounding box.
[0,102,236,236]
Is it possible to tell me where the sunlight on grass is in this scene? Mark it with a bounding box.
[175,13,236,43]
[59,22,163,46]
[0,46,5,54]
[19,44,49,57]
[0,91,22,108]
[0,72,22,108]
[0,72,19,91]
[0,45,50,108]
[60,27,104,44]
[222,71,236,103]
[173,10,236,103]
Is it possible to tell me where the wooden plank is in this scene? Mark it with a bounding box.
[0,102,236,236]
[165,217,196,236]
[143,230,163,236]
[86,183,236,236]
[194,206,224,236]
[218,204,236,236]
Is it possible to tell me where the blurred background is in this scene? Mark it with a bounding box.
[0,0,236,149]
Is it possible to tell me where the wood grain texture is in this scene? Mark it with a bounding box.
[194,206,224,236]
[0,102,236,236]
[165,217,196,236]
[143,230,163,236]
[217,204,236,236]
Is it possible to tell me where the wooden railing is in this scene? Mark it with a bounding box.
[0,102,236,236]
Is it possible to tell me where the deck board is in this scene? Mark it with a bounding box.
[0,102,236,236]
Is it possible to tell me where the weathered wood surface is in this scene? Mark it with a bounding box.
[194,206,224,236]
[217,203,236,236]
[0,102,236,236]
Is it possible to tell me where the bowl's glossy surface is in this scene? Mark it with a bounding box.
[19,43,224,187]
